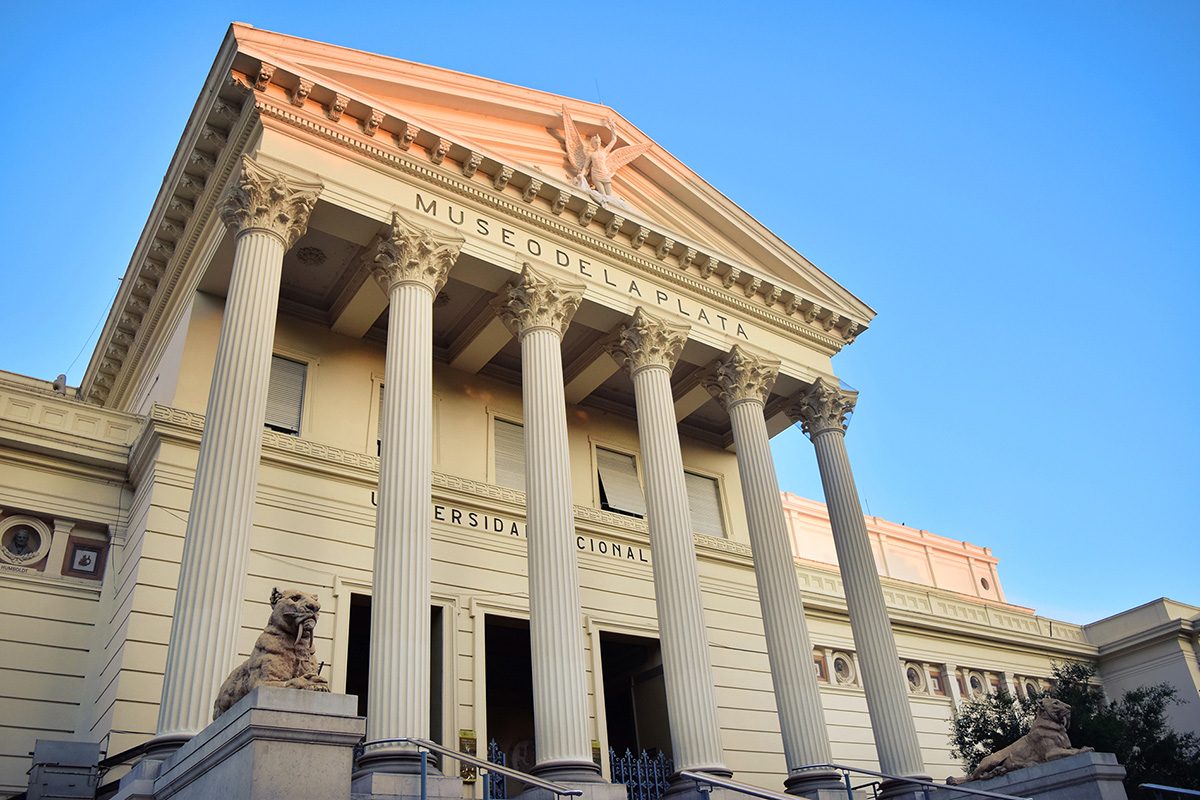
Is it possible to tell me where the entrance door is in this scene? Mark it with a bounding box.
[345,594,445,742]
[600,632,671,759]
[485,616,535,795]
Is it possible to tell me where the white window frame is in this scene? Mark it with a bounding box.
[683,469,727,538]
[591,441,647,518]
[490,414,526,492]
[264,352,313,437]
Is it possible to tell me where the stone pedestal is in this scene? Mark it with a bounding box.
[935,752,1127,800]
[134,687,363,800]
[350,768,464,800]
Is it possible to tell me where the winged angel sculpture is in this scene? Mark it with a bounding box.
[561,106,651,203]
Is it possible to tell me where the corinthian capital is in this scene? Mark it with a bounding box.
[786,377,858,438]
[218,156,323,249]
[491,262,585,338]
[603,307,690,376]
[701,345,780,409]
[368,211,464,294]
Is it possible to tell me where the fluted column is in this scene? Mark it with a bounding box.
[492,263,601,782]
[156,156,321,745]
[358,212,462,775]
[701,347,839,795]
[787,379,926,785]
[603,308,728,777]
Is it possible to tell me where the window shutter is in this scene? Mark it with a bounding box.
[377,384,385,445]
[494,419,525,492]
[685,472,724,537]
[265,356,306,435]
[597,448,647,517]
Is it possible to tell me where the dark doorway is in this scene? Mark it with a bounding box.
[345,594,444,743]
[485,616,535,795]
[600,632,671,759]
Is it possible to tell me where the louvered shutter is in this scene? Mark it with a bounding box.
[494,419,526,491]
[685,472,725,537]
[596,448,647,517]
[265,356,306,435]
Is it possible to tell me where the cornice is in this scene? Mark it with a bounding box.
[82,68,258,408]
[241,74,864,356]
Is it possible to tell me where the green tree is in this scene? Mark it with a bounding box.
[948,662,1200,795]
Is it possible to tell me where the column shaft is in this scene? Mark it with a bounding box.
[810,428,925,779]
[157,227,286,738]
[368,280,435,745]
[632,363,726,772]
[522,326,594,772]
[726,400,835,783]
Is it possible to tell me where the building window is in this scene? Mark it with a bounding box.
[684,472,725,537]
[929,667,946,696]
[494,419,525,492]
[265,356,307,435]
[596,448,647,518]
[813,651,828,682]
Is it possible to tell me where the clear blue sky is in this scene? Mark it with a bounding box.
[2,2,1196,625]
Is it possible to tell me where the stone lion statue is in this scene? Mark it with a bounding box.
[949,697,1094,784]
[212,588,330,719]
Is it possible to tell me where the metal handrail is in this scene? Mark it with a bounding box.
[1140,786,1200,800]
[680,764,1032,800]
[362,737,583,798]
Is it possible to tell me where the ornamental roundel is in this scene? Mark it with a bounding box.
[967,670,988,699]
[831,651,856,686]
[0,516,52,567]
[905,662,927,694]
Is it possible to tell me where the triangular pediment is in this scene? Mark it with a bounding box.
[231,25,872,323]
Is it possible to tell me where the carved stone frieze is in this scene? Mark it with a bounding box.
[522,179,542,203]
[150,239,175,260]
[578,202,598,226]
[602,307,690,376]
[463,152,483,177]
[655,238,675,259]
[631,226,650,249]
[140,259,166,281]
[158,219,183,240]
[327,94,349,122]
[605,215,625,238]
[429,137,450,165]
[189,151,216,174]
[551,189,571,215]
[493,166,513,191]
[291,78,313,107]
[218,156,323,249]
[169,196,194,216]
[491,262,585,338]
[700,345,780,409]
[399,123,419,150]
[723,267,741,289]
[214,100,241,122]
[364,109,385,137]
[180,173,205,194]
[367,211,464,295]
[202,125,228,148]
[254,63,276,91]
[786,377,857,438]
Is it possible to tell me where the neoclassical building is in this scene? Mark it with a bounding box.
[1,24,1196,800]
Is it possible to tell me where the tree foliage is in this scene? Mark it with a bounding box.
[948,662,1200,795]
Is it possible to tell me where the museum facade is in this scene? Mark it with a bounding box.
[1,24,1196,799]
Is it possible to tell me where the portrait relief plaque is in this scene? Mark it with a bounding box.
[0,516,52,568]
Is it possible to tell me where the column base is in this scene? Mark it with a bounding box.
[663,768,735,800]
[877,774,933,800]
[784,768,850,799]
[520,760,628,800]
